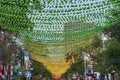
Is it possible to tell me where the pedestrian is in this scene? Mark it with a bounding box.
[111,70,119,80]
[111,70,115,80]
[100,74,105,80]
[80,75,83,80]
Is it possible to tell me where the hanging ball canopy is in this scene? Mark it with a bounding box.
[1,0,120,76]
[1,0,120,43]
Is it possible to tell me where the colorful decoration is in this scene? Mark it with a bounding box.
[1,0,120,76]
[1,0,120,43]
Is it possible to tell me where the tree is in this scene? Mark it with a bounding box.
[105,24,120,42]
[0,30,18,79]
[92,38,120,73]
[62,60,84,79]
[31,59,52,78]
[104,40,120,71]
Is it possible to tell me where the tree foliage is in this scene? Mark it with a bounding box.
[108,25,120,42]
[31,59,52,77]
[0,30,16,64]
[62,60,84,78]
[104,40,120,71]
